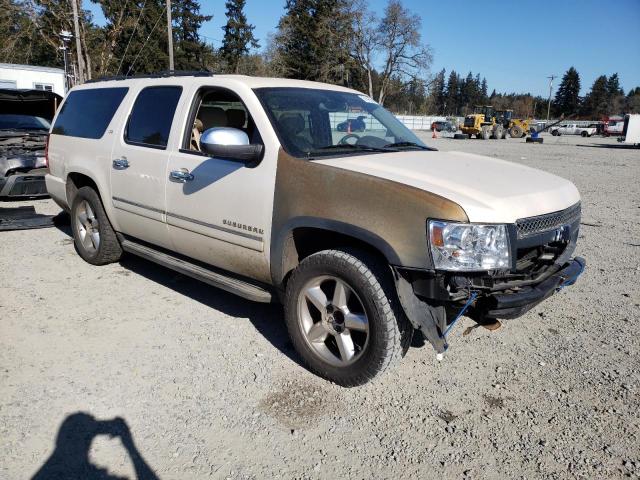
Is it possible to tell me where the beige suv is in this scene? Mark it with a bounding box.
[45,72,585,386]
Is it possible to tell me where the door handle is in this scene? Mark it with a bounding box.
[112,157,129,169]
[169,168,194,183]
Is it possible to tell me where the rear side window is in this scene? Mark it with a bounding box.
[52,87,128,139]
[125,86,182,149]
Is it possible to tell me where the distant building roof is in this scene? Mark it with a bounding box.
[0,63,64,74]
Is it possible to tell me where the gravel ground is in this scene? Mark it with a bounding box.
[1,134,639,479]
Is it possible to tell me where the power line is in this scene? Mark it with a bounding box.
[116,0,147,75]
[125,5,167,76]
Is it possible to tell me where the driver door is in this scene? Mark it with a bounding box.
[164,85,273,283]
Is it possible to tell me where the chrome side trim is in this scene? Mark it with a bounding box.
[112,196,164,214]
[166,211,263,242]
[112,196,263,242]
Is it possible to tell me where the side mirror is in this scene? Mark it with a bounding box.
[200,127,263,164]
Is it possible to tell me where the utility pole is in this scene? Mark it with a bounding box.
[59,30,73,92]
[546,75,556,122]
[166,0,174,71]
[71,0,85,83]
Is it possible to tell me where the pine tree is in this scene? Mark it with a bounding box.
[606,73,623,97]
[444,70,459,115]
[272,0,352,83]
[554,67,581,116]
[582,75,609,117]
[220,0,258,73]
[480,78,488,102]
[173,0,213,70]
[460,71,474,113]
[101,0,169,76]
[431,68,446,115]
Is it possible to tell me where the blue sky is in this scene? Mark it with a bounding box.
[87,0,640,97]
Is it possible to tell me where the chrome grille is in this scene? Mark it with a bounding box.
[516,203,581,238]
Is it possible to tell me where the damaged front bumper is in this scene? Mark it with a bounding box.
[394,257,586,354]
[475,257,585,319]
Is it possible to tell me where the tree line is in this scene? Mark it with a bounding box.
[1,0,638,117]
[553,66,639,119]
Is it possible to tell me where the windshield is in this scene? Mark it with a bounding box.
[0,114,51,131]
[255,87,429,158]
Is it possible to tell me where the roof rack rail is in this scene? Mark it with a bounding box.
[85,70,214,84]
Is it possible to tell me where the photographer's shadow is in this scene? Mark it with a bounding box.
[32,412,159,480]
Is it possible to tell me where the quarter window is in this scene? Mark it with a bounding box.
[126,86,182,148]
[52,87,128,139]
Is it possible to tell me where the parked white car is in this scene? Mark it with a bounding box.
[550,124,596,137]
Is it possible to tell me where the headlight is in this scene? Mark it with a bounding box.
[428,220,510,271]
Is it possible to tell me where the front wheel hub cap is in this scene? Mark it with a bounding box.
[297,275,370,367]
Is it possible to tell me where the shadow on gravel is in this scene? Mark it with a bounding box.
[577,143,640,149]
[52,216,306,370]
[119,254,303,368]
[32,412,159,480]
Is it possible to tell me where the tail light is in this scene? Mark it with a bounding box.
[44,134,50,170]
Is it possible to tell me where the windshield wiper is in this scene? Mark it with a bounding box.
[309,143,396,155]
[383,141,431,150]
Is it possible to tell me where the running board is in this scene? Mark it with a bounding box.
[120,238,273,303]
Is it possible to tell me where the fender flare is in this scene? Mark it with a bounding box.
[270,216,403,286]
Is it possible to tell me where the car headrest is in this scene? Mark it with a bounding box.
[278,113,305,135]
[193,118,203,132]
[226,109,246,129]
[198,107,227,129]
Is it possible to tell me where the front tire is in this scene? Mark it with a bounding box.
[284,249,411,386]
[71,186,122,265]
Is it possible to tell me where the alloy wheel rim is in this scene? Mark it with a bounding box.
[297,275,370,367]
[76,200,100,253]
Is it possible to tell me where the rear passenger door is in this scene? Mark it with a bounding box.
[110,85,183,249]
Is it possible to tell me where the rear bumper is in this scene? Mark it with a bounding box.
[0,169,48,198]
[475,257,586,319]
[45,173,69,211]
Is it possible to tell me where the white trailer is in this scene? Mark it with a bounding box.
[0,63,66,96]
[620,114,640,145]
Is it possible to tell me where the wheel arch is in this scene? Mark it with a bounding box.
[65,170,120,231]
[66,171,100,206]
[271,217,401,289]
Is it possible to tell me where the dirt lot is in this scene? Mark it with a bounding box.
[1,134,639,479]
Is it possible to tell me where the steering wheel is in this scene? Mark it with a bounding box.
[339,133,361,145]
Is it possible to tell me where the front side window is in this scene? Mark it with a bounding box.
[185,88,262,153]
[255,87,429,158]
[126,86,182,148]
[52,87,128,139]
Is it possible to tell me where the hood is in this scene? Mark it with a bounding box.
[0,89,62,121]
[316,150,580,223]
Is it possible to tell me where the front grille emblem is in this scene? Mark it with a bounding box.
[552,225,570,243]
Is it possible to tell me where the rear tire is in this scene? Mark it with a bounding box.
[481,126,491,140]
[284,249,411,386]
[551,130,559,136]
[492,125,504,139]
[581,131,588,137]
[71,186,122,265]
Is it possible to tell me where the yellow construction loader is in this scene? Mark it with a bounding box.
[460,106,531,139]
